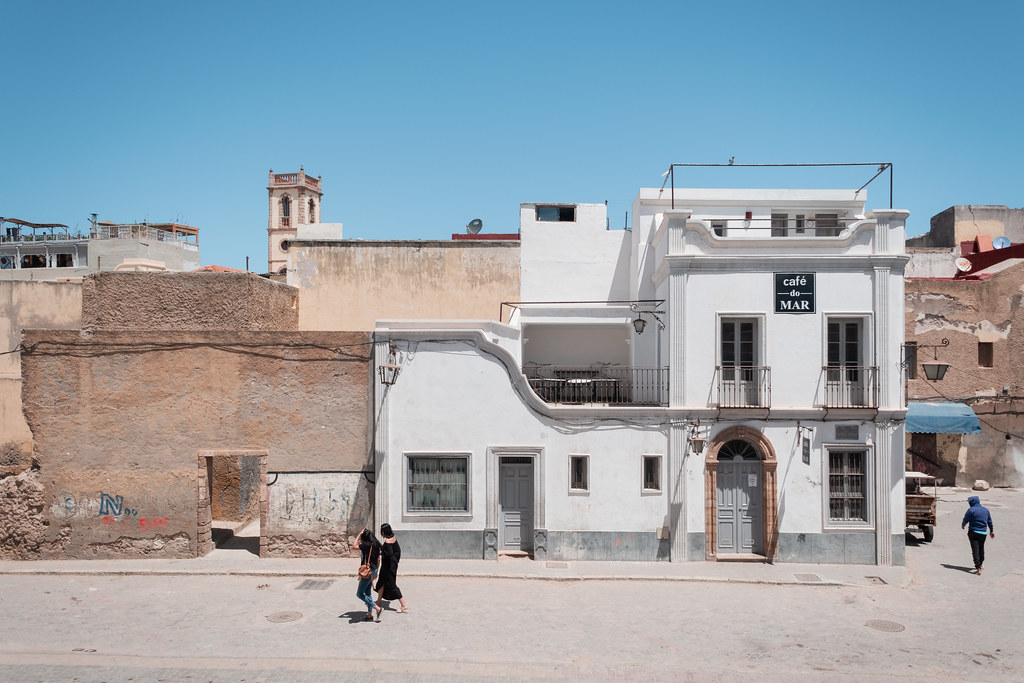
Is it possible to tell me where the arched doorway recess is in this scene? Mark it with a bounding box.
[704,426,778,561]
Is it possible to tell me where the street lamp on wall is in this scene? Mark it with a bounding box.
[378,342,401,386]
[689,419,706,454]
[378,363,401,386]
[630,304,665,335]
[902,338,950,381]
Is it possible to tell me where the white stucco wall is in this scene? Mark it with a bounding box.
[519,203,632,302]
[379,339,669,535]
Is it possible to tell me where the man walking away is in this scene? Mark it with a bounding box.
[962,495,995,575]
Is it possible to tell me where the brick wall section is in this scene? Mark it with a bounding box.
[81,272,299,331]
[906,263,1024,486]
[18,329,371,559]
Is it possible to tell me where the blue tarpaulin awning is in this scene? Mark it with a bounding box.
[906,402,982,434]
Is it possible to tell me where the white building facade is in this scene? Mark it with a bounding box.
[374,188,909,566]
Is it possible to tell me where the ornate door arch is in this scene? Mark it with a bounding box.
[704,426,778,561]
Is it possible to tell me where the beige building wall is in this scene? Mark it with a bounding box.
[905,263,1024,487]
[287,240,521,331]
[82,272,299,331]
[18,329,371,560]
[0,280,82,473]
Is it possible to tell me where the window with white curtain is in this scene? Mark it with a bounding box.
[406,455,469,512]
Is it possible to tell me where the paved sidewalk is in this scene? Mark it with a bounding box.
[0,550,908,588]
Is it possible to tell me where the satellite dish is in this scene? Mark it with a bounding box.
[466,218,483,234]
[993,236,1011,249]
[955,257,973,272]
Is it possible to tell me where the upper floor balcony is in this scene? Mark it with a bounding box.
[524,364,668,407]
[715,365,771,408]
[821,365,878,409]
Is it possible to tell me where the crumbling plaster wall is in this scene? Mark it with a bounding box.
[19,329,370,559]
[0,280,82,474]
[81,272,299,331]
[905,264,1024,486]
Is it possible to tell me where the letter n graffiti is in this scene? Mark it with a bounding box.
[98,493,124,516]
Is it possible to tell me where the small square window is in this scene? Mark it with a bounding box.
[569,455,589,492]
[711,221,726,237]
[904,341,918,380]
[642,455,662,492]
[979,342,994,368]
[536,205,576,222]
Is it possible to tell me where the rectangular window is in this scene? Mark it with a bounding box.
[711,221,726,237]
[771,212,788,237]
[904,341,918,379]
[536,205,576,222]
[569,455,589,492]
[407,455,468,512]
[794,214,806,234]
[979,342,994,368]
[813,213,840,237]
[642,455,662,492]
[828,450,867,522]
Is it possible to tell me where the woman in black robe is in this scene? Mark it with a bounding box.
[374,523,408,613]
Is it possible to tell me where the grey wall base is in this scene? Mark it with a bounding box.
[545,531,668,561]
[777,532,906,566]
[400,529,905,566]
[685,532,706,561]
[401,530,483,559]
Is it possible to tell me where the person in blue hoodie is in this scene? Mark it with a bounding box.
[961,495,995,574]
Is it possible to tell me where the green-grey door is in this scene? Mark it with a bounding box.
[499,458,533,552]
[716,440,763,554]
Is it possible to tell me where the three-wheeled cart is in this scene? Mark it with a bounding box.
[905,471,937,542]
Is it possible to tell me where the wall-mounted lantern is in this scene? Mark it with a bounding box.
[630,304,665,335]
[689,418,706,454]
[903,338,950,381]
[378,363,401,386]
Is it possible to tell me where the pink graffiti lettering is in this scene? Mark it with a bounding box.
[138,517,169,530]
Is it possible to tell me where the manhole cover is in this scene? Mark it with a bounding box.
[266,611,303,623]
[794,573,821,582]
[865,619,905,632]
[546,561,568,569]
[296,579,334,590]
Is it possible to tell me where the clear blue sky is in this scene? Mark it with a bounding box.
[3,2,1022,271]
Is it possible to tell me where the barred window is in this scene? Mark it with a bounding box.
[407,456,468,512]
[828,450,866,522]
[569,455,589,492]
[642,455,662,492]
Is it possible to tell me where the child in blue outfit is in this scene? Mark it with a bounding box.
[961,495,995,574]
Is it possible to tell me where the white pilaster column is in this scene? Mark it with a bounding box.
[373,340,390,531]
[668,422,689,561]
[874,423,893,566]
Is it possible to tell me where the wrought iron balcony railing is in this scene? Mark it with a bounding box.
[716,365,771,408]
[822,365,878,408]
[524,365,668,406]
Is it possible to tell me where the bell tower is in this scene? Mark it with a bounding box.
[267,166,322,274]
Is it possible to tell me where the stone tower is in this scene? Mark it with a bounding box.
[267,167,322,274]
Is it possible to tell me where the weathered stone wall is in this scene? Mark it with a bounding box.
[0,469,50,559]
[81,272,299,331]
[0,280,82,474]
[906,264,1024,486]
[210,454,261,523]
[18,329,371,559]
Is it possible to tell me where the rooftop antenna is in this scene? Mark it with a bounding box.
[466,218,483,234]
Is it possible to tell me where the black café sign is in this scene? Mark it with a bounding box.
[774,273,815,313]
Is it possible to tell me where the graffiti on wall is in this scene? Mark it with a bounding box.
[50,492,168,530]
[269,473,360,532]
